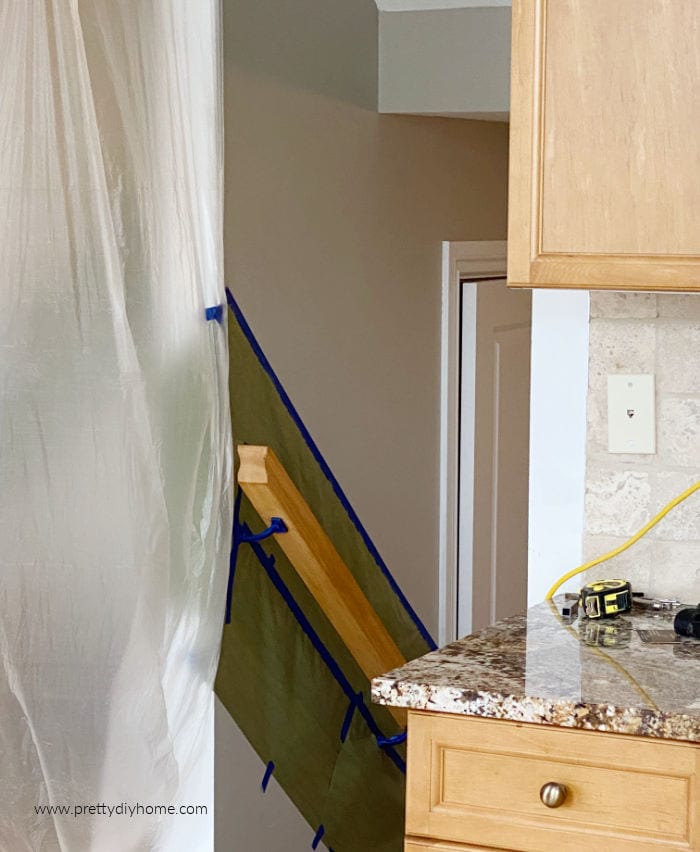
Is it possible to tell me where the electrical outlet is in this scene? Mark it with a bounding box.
[607,374,656,454]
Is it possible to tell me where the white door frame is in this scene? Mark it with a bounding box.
[438,240,507,646]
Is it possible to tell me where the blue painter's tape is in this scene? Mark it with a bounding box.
[376,730,407,748]
[340,694,361,743]
[225,288,436,651]
[243,526,406,775]
[239,516,288,543]
[261,761,275,793]
[225,489,244,624]
[312,825,325,849]
[205,304,224,324]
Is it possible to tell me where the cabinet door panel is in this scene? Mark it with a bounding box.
[542,0,700,257]
[508,0,700,290]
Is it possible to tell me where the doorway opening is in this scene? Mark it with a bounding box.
[439,242,532,644]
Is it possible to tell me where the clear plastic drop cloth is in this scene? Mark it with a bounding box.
[0,2,232,850]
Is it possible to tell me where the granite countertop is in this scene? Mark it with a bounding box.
[371,598,700,743]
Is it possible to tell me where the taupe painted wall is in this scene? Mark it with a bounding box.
[217,0,509,848]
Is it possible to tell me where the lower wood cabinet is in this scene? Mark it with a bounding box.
[406,840,496,851]
[405,711,700,852]
[406,840,497,851]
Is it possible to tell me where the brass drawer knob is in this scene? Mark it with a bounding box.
[539,781,568,808]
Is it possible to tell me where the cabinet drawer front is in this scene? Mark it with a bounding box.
[406,840,499,851]
[407,712,699,852]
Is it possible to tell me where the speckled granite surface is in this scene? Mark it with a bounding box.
[371,599,700,743]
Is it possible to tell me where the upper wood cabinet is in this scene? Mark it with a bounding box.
[507,0,700,290]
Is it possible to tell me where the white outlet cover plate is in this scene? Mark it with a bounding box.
[607,374,656,454]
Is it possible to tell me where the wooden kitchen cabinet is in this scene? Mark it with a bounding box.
[507,0,700,291]
[404,711,700,851]
[405,841,497,851]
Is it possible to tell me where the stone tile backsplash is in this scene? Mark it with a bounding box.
[584,292,700,602]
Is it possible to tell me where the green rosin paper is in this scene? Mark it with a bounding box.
[215,291,434,852]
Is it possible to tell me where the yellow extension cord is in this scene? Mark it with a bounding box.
[545,479,700,600]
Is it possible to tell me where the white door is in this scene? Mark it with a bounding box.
[458,279,532,636]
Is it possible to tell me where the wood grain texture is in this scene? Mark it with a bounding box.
[405,839,499,851]
[406,711,699,851]
[541,0,700,257]
[237,445,407,726]
[508,0,700,290]
[506,0,539,286]
[529,255,700,290]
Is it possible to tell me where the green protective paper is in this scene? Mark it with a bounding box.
[215,297,433,851]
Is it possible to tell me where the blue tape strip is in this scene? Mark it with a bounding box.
[312,825,325,849]
[226,288,436,651]
[261,761,275,793]
[205,304,224,324]
[238,516,287,543]
[340,694,361,743]
[224,489,244,624]
[376,730,407,748]
[243,525,406,775]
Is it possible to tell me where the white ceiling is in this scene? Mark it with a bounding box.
[376,0,510,11]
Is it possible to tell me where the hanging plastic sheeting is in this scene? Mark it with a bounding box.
[0,2,231,850]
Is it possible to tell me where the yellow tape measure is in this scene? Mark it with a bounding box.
[579,579,632,619]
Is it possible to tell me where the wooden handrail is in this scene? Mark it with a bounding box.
[237,445,407,727]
